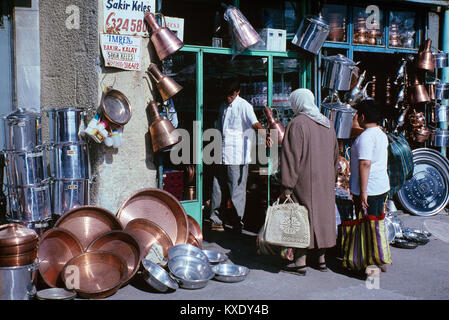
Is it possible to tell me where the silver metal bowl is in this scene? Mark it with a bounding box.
[211,264,249,283]
[168,244,209,264]
[142,259,178,293]
[202,250,228,264]
[168,255,214,290]
[36,288,77,300]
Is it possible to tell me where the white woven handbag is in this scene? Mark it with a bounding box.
[262,195,310,248]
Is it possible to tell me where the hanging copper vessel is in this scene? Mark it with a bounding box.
[409,75,430,104]
[416,39,436,71]
[144,12,184,61]
[224,6,262,50]
[263,107,285,145]
[147,64,183,101]
[148,101,181,153]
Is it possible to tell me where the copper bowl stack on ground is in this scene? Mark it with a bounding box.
[0,224,38,267]
[61,251,127,299]
[37,228,83,288]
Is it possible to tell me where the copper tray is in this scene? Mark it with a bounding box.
[187,215,203,248]
[37,228,84,288]
[124,218,173,268]
[0,248,37,267]
[117,188,189,245]
[61,251,127,299]
[54,206,123,250]
[86,230,141,286]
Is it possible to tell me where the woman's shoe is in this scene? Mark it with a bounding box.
[317,262,328,272]
[379,264,387,272]
[281,265,307,276]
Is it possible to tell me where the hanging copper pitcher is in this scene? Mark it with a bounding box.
[409,74,430,104]
[416,39,435,71]
[224,6,261,51]
[263,106,285,145]
[144,12,184,61]
[147,64,183,101]
[147,101,181,153]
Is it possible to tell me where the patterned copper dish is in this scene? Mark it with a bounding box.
[54,206,123,250]
[86,230,141,286]
[117,188,189,245]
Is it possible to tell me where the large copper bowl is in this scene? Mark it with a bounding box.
[86,230,141,286]
[0,224,38,255]
[187,233,201,249]
[54,206,123,250]
[37,228,84,288]
[117,188,189,245]
[187,215,203,249]
[124,218,173,268]
[61,251,127,299]
[0,248,37,267]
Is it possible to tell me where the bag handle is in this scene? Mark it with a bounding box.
[274,194,295,206]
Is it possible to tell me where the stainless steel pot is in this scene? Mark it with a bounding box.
[434,52,449,69]
[4,108,42,152]
[45,107,86,144]
[435,105,449,123]
[322,54,358,91]
[49,142,89,179]
[292,15,330,55]
[430,128,449,147]
[7,181,52,223]
[4,147,48,187]
[51,178,89,217]
[435,82,449,100]
[0,116,6,151]
[0,263,38,300]
[321,101,357,139]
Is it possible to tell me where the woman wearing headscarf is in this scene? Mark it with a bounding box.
[280,88,339,276]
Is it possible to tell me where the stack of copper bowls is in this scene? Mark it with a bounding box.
[0,224,38,267]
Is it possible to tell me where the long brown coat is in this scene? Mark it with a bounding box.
[280,114,339,249]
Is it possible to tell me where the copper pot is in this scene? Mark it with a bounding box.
[0,224,38,256]
[144,12,184,61]
[147,64,183,101]
[416,39,436,71]
[412,126,433,143]
[147,101,182,153]
[263,107,285,145]
[0,249,37,267]
[409,75,430,104]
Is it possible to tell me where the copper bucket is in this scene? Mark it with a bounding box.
[147,101,181,153]
[147,64,183,101]
[144,12,184,61]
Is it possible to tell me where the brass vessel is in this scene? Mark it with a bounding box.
[148,101,181,153]
[147,64,183,102]
[416,39,436,71]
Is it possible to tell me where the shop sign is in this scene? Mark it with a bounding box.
[100,33,142,71]
[103,0,155,36]
[164,16,184,42]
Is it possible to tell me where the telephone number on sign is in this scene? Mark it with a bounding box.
[105,13,148,33]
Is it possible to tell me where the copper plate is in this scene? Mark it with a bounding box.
[124,218,173,268]
[86,230,141,286]
[0,248,37,267]
[117,188,189,245]
[37,228,84,288]
[187,215,203,248]
[61,251,127,299]
[0,223,38,248]
[54,206,123,250]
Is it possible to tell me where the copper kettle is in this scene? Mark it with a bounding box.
[409,74,430,104]
[147,101,181,153]
[147,64,183,101]
[224,6,261,50]
[144,12,184,61]
[263,106,285,145]
[416,39,436,71]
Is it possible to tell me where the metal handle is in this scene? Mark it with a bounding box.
[154,13,167,28]
[146,66,160,84]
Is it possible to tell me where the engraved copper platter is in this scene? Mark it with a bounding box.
[37,228,84,288]
[187,215,203,249]
[54,206,123,250]
[117,188,189,245]
[86,230,141,286]
[124,218,173,268]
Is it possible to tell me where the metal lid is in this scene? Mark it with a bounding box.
[36,288,77,300]
[6,108,41,121]
[0,224,38,247]
[306,15,330,29]
[324,54,357,66]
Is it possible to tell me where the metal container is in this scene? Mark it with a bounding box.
[4,147,48,186]
[292,15,330,55]
[430,129,449,147]
[0,263,38,300]
[0,116,6,151]
[3,108,42,152]
[435,82,449,100]
[321,102,357,139]
[202,250,228,264]
[322,54,358,91]
[168,255,214,290]
[8,181,52,223]
[36,288,76,300]
[435,105,449,123]
[49,142,89,179]
[45,107,86,144]
[168,244,209,264]
[51,178,89,217]
[142,259,178,293]
[211,264,249,283]
[434,52,449,69]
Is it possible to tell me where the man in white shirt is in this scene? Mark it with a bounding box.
[209,79,271,232]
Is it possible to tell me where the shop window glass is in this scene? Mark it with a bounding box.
[389,11,418,49]
[322,4,347,43]
[353,6,384,46]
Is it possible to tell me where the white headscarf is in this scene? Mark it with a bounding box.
[289,88,330,128]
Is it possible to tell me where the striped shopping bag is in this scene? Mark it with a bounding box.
[364,213,392,266]
[341,213,368,271]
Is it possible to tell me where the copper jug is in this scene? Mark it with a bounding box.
[147,64,183,101]
[147,101,181,153]
[224,6,261,50]
[263,106,285,145]
[409,75,430,104]
[144,12,184,61]
[416,39,435,71]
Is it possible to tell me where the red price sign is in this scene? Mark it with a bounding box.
[105,12,148,35]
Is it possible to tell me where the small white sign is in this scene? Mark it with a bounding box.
[164,16,184,42]
[101,33,142,71]
[103,0,156,36]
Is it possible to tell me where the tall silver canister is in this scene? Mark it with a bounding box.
[0,263,38,300]
[49,142,89,179]
[45,107,86,144]
[321,101,357,139]
[51,178,89,217]
[3,108,42,152]
[292,15,330,55]
[4,147,48,187]
[322,55,358,91]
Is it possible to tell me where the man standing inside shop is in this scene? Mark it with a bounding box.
[208,79,272,233]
